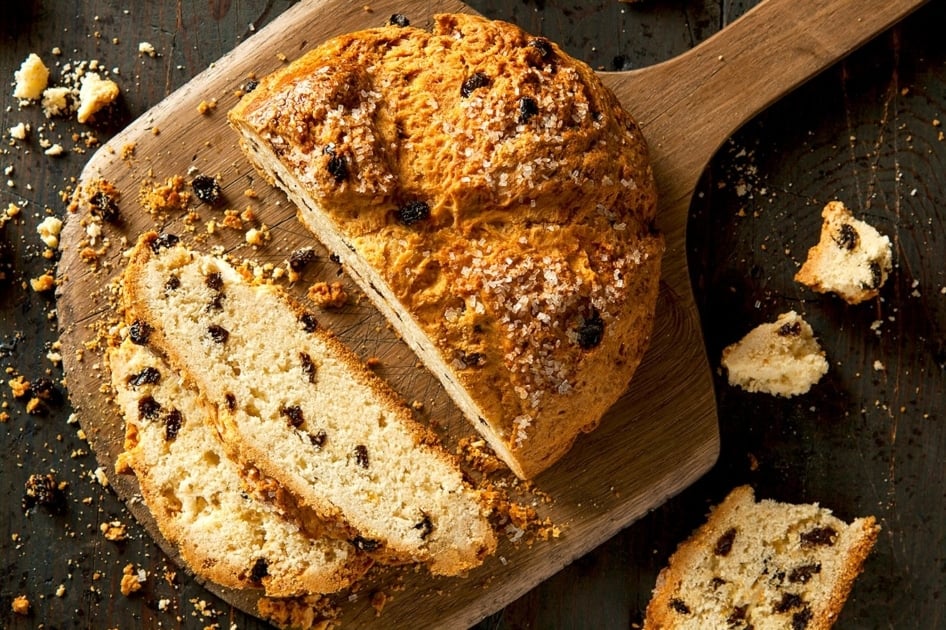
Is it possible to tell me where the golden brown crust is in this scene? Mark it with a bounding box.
[229,13,663,479]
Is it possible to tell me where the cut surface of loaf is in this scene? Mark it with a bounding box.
[795,200,892,305]
[644,485,880,630]
[120,232,496,576]
[721,311,828,398]
[109,338,368,596]
[228,13,663,479]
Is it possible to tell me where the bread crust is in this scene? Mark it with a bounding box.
[229,13,663,479]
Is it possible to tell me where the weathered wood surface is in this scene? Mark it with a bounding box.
[1,0,944,628]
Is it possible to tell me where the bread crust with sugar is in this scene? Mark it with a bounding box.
[229,13,663,479]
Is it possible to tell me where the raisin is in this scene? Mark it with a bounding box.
[577,310,605,349]
[329,253,341,264]
[30,377,59,402]
[669,598,691,614]
[225,393,237,411]
[289,247,316,271]
[164,409,183,441]
[138,395,161,419]
[527,38,553,59]
[208,293,225,311]
[414,514,433,540]
[300,352,317,383]
[395,200,430,226]
[192,174,222,204]
[864,261,883,290]
[727,605,748,625]
[788,563,821,584]
[711,577,727,589]
[207,324,229,344]
[89,191,120,222]
[300,312,319,332]
[714,527,737,556]
[777,321,802,336]
[22,473,67,513]
[164,275,181,292]
[243,79,259,93]
[309,430,327,449]
[326,154,349,183]
[249,557,269,584]
[281,405,305,428]
[388,13,409,27]
[127,366,161,387]
[800,526,837,547]
[460,72,490,98]
[149,233,179,253]
[791,608,813,630]
[517,97,539,123]
[458,351,484,368]
[205,272,224,291]
[834,223,859,250]
[352,536,381,552]
[773,593,804,613]
[354,444,369,468]
[128,319,152,345]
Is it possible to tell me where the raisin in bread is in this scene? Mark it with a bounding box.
[721,311,828,398]
[644,486,880,630]
[120,232,496,576]
[228,13,663,479]
[795,201,892,304]
[109,338,369,596]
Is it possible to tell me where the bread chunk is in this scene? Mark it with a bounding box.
[795,201,892,304]
[228,13,663,479]
[644,486,880,630]
[109,339,369,596]
[121,232,495,576]
[721,311,828,397]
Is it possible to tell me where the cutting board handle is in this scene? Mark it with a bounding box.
[601,0,928,257]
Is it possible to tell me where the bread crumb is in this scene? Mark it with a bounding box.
[197,98,218,115]
[11,594,30,615]
[100,520,128,541]
[44,143,65,156]
[138,42,157,57]
[30,272,56,292]
[370,590,388,615]
[307,281,348,308]
[139,175,190,215]
[873,360,885,371]
[9,122,30,140]
[76,72,120,123]
[41,86,72,117]
[245,225,270,246]
[120,563,145,595]
[721,311,828,397]
[14,53,49,100]
[37,216,63,248]
[8,375,31,398]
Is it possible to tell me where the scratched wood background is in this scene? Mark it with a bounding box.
[1,1,944,628]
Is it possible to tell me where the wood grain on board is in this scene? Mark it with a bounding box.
[55,0,926,627]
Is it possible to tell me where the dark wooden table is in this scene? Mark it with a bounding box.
[2,1,943,628]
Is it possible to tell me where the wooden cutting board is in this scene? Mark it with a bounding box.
[55,0,927,627]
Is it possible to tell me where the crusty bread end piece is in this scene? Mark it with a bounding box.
[644,485,880,630]
[109,338,369,596]
[120,232,496,576]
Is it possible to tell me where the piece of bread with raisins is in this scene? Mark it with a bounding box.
[227,13,663,480]
[120,232,496,576]
[721,311,828,398]
[109,338,369,596]
[795,201,892,305]
[644,485,880,630]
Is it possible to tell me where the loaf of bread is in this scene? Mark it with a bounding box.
[120,232,496,576]
[795,200,892,304]
[228,13,663,479]
[644,485,880,630]
[109,338,369,596]
[721,311,828,397]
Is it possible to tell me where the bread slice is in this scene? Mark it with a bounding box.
[228,13,663,479]
[109,338,368,596]
[644,485,880,630]
[120,232,495,576]
[795,200,892,304]
[721,311,829,397]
